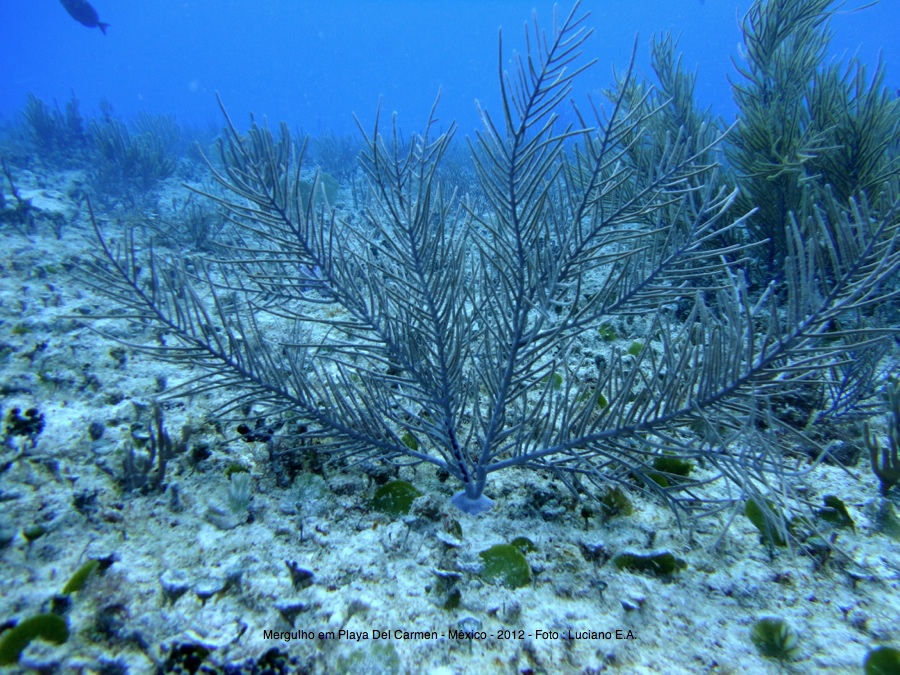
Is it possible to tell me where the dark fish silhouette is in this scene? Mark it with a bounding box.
[60,0,109,34]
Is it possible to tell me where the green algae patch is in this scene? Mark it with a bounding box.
[865,646,900,675]
[750,617,799,662]
[62,559,101,595]
[479,544,532,589]
[612,551,686,577]
[745,497,788,548]
[372,480,422,516]
[0,614,69,665]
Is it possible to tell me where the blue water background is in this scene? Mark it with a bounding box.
[2,1,898,135]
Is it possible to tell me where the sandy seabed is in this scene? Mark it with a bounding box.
[0,168,898,674]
